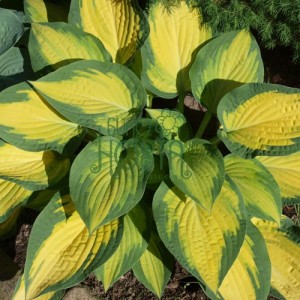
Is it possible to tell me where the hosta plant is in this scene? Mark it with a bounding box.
[0,1,299,299]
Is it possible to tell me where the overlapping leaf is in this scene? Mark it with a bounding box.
[153,180,246,295]
[94,204,149,290]
[218,83,300,157]
[30,60,147,135]
[253,216,300,299]
[256,152,300,205]
[69,0,149,64]
[217,223,271,300]
[13,275,65,300]
[0,82,83,153]
[141,0,212,98]
[0,207,21,240]
[190,30,264,113]
[132,232,174,298]
[29,22,111,72]
[225,154,281,223]
[164,139,224,211]
[23,193,123,299]
[0,8,24,55]
[0,179,32,222]
[70,137,153,233]
[24,0,70,22]
[0,140,70,191]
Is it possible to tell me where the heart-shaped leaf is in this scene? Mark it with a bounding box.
[70,137,153,233]
[153,180,246,295]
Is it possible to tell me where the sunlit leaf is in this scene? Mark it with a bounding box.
[29,22,111,72]
[253,216,300,299]
[225,154,281,224]
[218,83,300,157]
[190,30,264,113]
[153,180,246,295]
[69,0,149,64]
[164,139,224,211]
[0,140,70,191]
[23,193,123,299]
[0,82,83,153]
[70,137,153,233]
[30,60,147,135]
[141,0,212,98]
[256,152,300,205]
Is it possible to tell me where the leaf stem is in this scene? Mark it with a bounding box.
[146,93,153,108]
[195,112,212,138]
[209,135,221,145]
[177,93,185,114]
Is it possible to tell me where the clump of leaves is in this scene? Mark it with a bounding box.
[0,1,299,300]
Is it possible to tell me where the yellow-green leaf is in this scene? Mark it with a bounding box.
[24,0,70,22]
[0,178,32,223]
[225,154,281,224]
[70,137,153,233]
[217,223,271,300]
[164,139,225,211]
[29,22,111,72]
[30,60,147,135]
[218,83,300,157]
[190,30,264,113]
[132,232,174,298]
[69,0,149,64]
[146,109,187,140]
[24,193,123,299]
[94,204,149,291]
[0,140,70,191]
[0,82,83,153]
[253,216,300,299]
[153,180,246,295]
[13,275,65,300]
[256,152,300,205]
[141,0,212,98]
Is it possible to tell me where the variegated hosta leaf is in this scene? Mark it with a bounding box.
[0,8,24,55]
[190,30,264,114]
[24,189,57,212]
[23,193,123,299]
[0,207,21,240]
[164,139,225,211]
[141,0,212,98]
[24,0,70,22]
[253,216,300,299]
[0,178,33,223]
[70,137,153,233]
[29,22,111,72]
[217,223,271,300]
[256,152,300,205]
[13,275,65,300]
[69,0,149,64]
[132,232,174,298]
[0,140,70,191]
[218,83,300,157]
[225,154,281,224]
[146,109,187,140]
[0,82,83,153]
[94,204,149,291]
[153,180,246,295]
[30,60,147,135]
